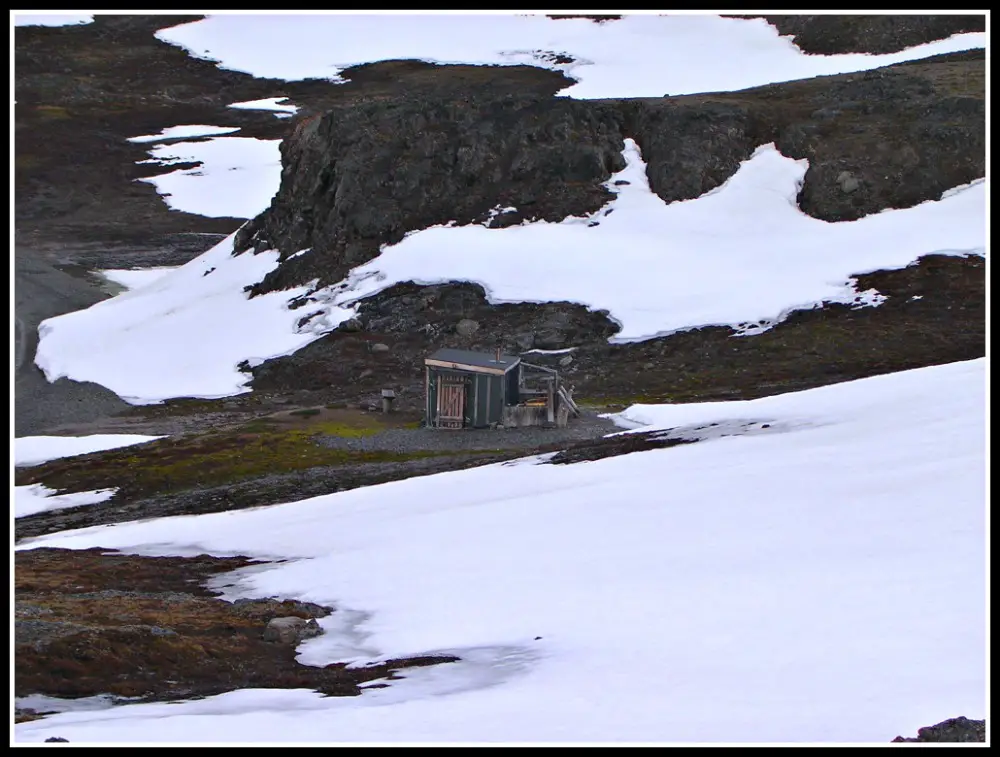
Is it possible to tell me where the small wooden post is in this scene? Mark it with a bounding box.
[381,388,396,414]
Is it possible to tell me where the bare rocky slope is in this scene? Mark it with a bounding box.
[239,51,985,287]
[13,14,986,739]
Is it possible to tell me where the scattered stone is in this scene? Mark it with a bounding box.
[359,368,374,379]
[837,170,861,194]
[262,616,323,644]
[558,355,574,367]
[891,716,986,743]
[370,343,390,354]
[341,317,363,332]
[513,332,535,351]
[534,328,567,350]
[455,318,480,337]
[811,107,842,120]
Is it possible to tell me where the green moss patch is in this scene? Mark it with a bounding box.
[14,424,443,501]
[34,104,71,120]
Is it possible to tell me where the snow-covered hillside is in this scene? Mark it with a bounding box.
[13,13,986,746]
[26,13,988,406]
[15,359,987,743]
[153,14,984,98]
[33,137,985,404]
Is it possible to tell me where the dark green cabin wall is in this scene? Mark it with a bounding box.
[488,374,504,423]
[473,373,489,428]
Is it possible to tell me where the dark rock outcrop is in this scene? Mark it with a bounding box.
[768,52,985,221]
[238,50,983,300]
[761,14,984,55]
[236,92,626,292]
[891,716,986,742]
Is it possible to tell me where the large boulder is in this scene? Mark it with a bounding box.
[891,716,986,743]
[455,318,480,337]
[262,616,323,645]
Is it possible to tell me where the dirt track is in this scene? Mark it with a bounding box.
[14,249,133,436]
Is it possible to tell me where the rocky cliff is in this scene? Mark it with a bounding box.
[237,50,984,298]
[760,14,984,54]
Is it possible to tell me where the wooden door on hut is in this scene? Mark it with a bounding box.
[435,372,467,429]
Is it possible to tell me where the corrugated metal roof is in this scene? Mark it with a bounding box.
[426,348,521,372]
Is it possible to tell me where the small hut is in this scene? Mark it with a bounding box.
[424,347,579,429]
[424,348,520,429]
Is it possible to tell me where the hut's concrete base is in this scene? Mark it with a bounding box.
[502,404,570,429]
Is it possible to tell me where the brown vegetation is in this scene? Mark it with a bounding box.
[15,548,458,707]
